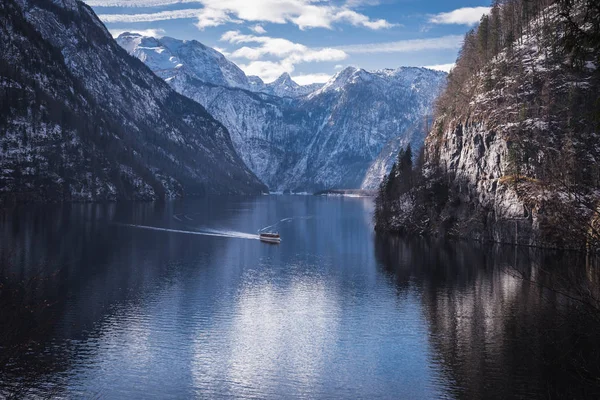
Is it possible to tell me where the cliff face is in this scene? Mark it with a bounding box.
[425,121,541,245]
[376,1,600,249]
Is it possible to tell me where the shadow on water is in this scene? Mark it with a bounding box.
[375,235,600,399]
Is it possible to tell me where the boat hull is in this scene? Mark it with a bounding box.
[260,238,281,244]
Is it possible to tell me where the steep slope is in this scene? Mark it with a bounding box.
[116,32,251,89]
[0,0,265,202]
[292,67,445,190]
[375,0,600,249]
[361,118,431,189]
[117,34,446,191]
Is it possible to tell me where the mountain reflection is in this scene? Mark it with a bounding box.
[375,235,600,399]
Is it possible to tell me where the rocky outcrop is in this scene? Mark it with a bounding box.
[424,121,541,245]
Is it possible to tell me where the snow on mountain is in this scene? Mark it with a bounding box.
[0,0,265,202]
[293,67,446,190]
[263,73,323,98]
[375,0,600,249]
[116,32,250,89]
[361,118,432,189]
[116,33,322,98]
[119,34,447,191]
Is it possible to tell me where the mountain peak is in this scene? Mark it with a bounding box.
[272,72,297,86]
[312,66,364,95]
[116,34,250,89]
[264,72,318,98]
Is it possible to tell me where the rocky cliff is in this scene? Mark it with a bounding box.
[375,0,600,249]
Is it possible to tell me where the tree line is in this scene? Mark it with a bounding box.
[437,0,600,119]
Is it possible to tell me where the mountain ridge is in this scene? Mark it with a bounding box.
[118,33,447,191]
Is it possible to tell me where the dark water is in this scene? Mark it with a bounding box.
[0,196,599,399]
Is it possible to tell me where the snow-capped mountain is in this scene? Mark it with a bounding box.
[262,73,323,98]
[295,67,445,190]
[0,0,265,202]
[119,34,447,191]
[116,33,321,98]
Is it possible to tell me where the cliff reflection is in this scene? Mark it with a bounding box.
[375,235,600,399]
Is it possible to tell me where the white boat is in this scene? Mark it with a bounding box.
[259,232,281,244]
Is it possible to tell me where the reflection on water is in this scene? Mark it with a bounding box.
[0,196,599,399]
[376,237,600,399]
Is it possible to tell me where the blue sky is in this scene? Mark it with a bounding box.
[85,0,491,84]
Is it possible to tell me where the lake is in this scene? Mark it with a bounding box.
[0,196,599,399]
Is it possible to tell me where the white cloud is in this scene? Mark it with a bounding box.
[95,0,396,31]
[98,8,200,23]
[293,73,332,85]
[238,60,292,82]
[423,63,455,73]
[336,35,464,53]
[334,64,344,70]
[333,10,396,30]
[250,24,267,34]
[221,31,347,83]
[109,28,166,38]
[344,0,381,6]
[223,31,347,63]
[195,8,241,30]
[429,7,491,26]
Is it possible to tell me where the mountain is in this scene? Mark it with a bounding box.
[116,33,321,98]
[0,0,265,203]
[291,67,445,190]
[118,34,447,191]
[374,0,600,249]
[263,73,323,98]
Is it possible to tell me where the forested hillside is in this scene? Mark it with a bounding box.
[375,0,600,249]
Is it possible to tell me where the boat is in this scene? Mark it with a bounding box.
[259,232,281,244]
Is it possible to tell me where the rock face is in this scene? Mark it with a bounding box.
[0,0,266,202]
[376,1,600,249]
[117,33,447,191]
[425,121,540,244]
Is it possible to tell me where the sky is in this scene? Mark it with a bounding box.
[85,0,491,85]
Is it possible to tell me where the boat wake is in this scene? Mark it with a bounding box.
[116,223,260,240]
